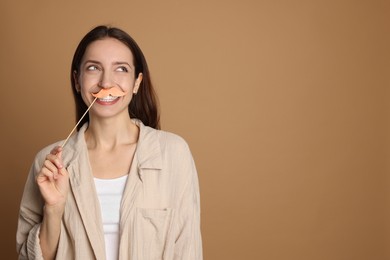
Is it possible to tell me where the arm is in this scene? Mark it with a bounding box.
[17,159,45,260]
[39,203,65,260]
[174,145,203,260]
[17,146,69,260]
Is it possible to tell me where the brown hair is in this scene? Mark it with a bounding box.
[70,25,160,129]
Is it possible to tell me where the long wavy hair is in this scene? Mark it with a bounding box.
[70,25,160,130]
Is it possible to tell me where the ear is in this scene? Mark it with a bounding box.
[133,73,143,94]
[73,70,81,93]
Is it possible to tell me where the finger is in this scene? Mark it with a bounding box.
[37,168,56,183]
[57,150,63,164]
[50,146,63,156]
[43,160,59,176]
[55,149,64,169]
[46,154,63,169]
[58,166,68,177]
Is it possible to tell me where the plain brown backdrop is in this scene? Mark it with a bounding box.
[1,0,389,259]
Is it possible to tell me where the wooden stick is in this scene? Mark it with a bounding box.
[61,97,97,148]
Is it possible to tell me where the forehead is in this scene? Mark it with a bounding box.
[83,37,134,63]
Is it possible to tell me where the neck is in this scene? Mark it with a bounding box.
[85,115,139,150]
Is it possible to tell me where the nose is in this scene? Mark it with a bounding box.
[98,70,114,89]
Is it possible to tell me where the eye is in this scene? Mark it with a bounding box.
[116,66,128,72]
[86,65,99,71]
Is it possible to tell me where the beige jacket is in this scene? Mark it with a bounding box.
[16,121,202,259]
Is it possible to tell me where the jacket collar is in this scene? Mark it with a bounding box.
[63,119,163,172]
[132,119,163,171]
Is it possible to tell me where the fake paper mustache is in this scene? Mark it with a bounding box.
[92,87,128,98]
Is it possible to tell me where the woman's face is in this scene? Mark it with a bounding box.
[75,37,142,119]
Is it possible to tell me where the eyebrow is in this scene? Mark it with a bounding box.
[83,60,101,65]
[113,61,133,68]
[83,60,134,69]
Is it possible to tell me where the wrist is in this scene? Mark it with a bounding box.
[44,202,65,217]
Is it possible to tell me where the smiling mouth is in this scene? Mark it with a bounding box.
[98,95,120,102]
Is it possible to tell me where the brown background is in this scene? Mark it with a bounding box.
[1,0,389,259]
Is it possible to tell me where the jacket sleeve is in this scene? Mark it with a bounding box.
[173,143,203,260]
[16,156,45,260]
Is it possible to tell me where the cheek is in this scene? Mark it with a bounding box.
[79,93,91,108]
[80,74,99,86]
[124,92,134,103]
[117,76,136,90]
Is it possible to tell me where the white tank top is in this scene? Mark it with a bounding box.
[94,175,128,260]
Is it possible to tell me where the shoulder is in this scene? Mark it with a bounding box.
[33,140,63,164]
[32,125,85,169]
[143,125,191,154]
[155,129,195,170]
[28,140,63,177]
[140,127,197,185]
[160,130,189,150]
[35,123,88,163]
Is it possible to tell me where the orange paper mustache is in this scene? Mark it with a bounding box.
[92,87,127,98]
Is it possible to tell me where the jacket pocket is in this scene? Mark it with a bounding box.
[135,208,174,260]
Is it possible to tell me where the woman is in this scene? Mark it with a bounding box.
[16,25,202,260]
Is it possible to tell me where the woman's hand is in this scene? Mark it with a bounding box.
[36,146,70,209]
[37,146,70,259]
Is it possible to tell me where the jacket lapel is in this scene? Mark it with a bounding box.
[135,121,163,171]
[118,121,163,258]
[121,121,164,222]
[65,126,106,260]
